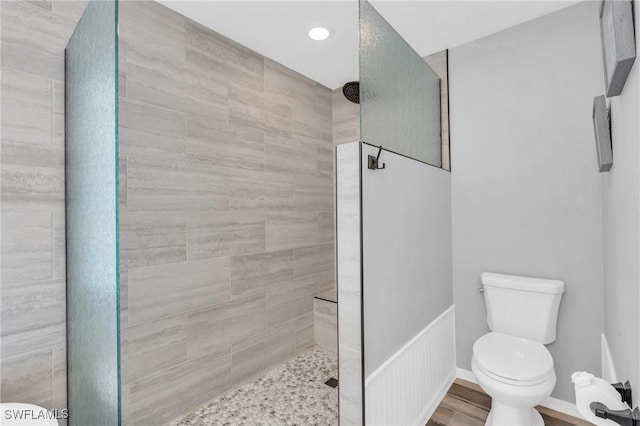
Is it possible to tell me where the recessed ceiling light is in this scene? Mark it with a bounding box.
[309,27,331,41]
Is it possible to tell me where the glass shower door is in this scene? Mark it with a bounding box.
[359,1,453,425]
[359,0,442,167]
[65,1,120,424]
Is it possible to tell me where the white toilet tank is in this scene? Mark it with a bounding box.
[481,272,564,344]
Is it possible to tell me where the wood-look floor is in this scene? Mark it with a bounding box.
[427,379,593,426]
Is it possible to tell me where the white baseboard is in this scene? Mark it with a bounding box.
[455,368,582,419]
[456,367,477,383]
[540,395,582,419]
[601,333,618,383]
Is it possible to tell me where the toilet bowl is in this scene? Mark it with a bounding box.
[472,272,564,426]
[472,332,556,426]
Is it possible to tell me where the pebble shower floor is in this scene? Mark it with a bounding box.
[172,348,338,426]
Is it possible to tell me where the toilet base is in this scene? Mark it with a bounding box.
[486,400,544,426]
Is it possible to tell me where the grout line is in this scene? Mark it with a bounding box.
[0,345,54,362]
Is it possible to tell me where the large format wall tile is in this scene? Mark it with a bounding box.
[332,88,360,146]
[128,347,232,425]
[185,19,264,93]
[187,114,264,172]
[229,169,293,211]
[120,211,187,269]
[52,80,65,146]
[0,279,66,359]
[1,212,53,285]
[0,347,53,408]
[294,175,334,211]
[187,211,265,259]
[294,86,332,142]
[182,49,229,119]
[266,277,317,328]
[52,343,66,415]
[119,157,128,211]
[264,59,307,106]
[262,97,293,138]
[336,142,363,424]
[295,311,315,352]
[1,143,65,212]
[119,98,187,161]
[119,1,185,60]
[52,212,65,279]
[125,49,186,113]
[51,1,86,23]
[266,142,318,176]
[127,258,230,324]
[127,156,229,211]
[230,249,294,298]
[229,85,264,131]
[294,243,335,280]
[314,298,338,354]
[266,212,319,250]
[318,212,335,243]
[120,270,129,327]
[187,294,266,359]
[1,68,52,146]
[0,1,77,81]
[122,314,188,384]
[127,44,228,121]
[230,328,296,386]
[317,143,334,178]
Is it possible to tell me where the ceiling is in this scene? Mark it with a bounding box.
[159,0,581,89]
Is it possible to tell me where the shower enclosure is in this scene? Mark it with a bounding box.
[337,1,453,424]
[64,0,450,424]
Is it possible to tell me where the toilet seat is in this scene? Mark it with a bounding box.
[473,332,554,386]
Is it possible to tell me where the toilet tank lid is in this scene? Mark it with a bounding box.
[481,272,564,294]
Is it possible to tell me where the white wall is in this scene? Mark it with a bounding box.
[362,143,453,376]
[449,1,604,402]
[602,0,640,394]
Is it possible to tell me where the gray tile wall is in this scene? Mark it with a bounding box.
[1,0,86,417]
[332,88,360,146]
[117,2,335,424]
[336,142,363,426]
[314,298,337,354]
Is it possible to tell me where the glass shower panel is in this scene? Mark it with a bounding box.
[358,1,453,424]
[359,0,442,167]
[65,1,120,424]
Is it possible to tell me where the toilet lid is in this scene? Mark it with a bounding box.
[473,332,553,383]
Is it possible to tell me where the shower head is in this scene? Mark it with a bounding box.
[342,81,359,104]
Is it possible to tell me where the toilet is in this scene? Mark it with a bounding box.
[472,272,564,426]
